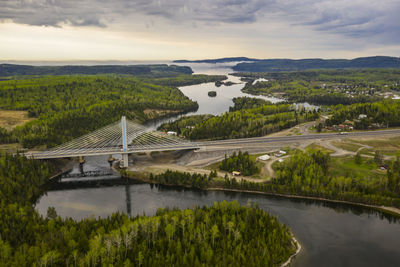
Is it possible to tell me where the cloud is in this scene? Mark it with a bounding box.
[0,0,399,45]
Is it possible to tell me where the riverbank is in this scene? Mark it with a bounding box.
[121,171,400,218]
[282,236,301,267]
[206,187,400,218]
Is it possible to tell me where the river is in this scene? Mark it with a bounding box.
[36,62,400,266]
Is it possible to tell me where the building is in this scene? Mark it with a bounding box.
[258,155,271,161]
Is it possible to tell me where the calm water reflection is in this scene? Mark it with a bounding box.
[36,183,400,267]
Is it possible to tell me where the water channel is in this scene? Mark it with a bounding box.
[36,62,400,266]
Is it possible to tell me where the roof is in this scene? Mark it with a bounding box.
[258,155,270,161]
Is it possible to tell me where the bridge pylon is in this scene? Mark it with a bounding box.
[121,116,129,168]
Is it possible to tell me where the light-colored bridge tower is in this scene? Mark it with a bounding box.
[121,116,129,168]
[28,116,199,161]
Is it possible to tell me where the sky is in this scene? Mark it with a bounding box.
[0,0,399,61]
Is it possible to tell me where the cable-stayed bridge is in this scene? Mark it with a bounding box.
[29,116,199,167]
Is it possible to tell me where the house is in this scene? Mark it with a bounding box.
[167,131,177,136]
[279,150,287,155]
[258,155,270,161]
[358,114,367,119]
[344,120,354,126]
[232,171,241,176]
[380,164,389,171]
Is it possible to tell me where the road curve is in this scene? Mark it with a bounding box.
[197,129,400,147]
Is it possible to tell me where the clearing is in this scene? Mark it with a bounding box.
[0,110,33,130]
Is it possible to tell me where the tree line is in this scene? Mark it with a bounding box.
[0,75,201,148]
[0,154,296,266]
[326,101,400,129]
[219,151,260,176]
[159,98,319,140]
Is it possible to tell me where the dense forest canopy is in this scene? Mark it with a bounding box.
[219,151,260,176]
[0,64,193,77]
[0,74,207,148]
[236,69,400,105]
[0,154,296,266]
[222,149,400,208]
[233,56,400,72]
[326,101,400,129]
[159,97,318,140]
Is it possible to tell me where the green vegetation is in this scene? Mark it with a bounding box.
[229,97,273,111]
[146,74,226,87]
[221,149,400,208]
[148,169,215,189]
[0,154,55,205]
[0,75,200,148]
[158,114,214,135]
[219,151,260,176]
[237,69,400,105]
[0,155,296,266]
[208,90,217,97]
[0,63,193,77]
[326,101,400,129]
[159,98,319,140]
[329,156,384,180]
[232,56,400,72]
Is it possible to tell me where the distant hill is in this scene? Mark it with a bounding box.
[0,64,193,77]
[173,57,258,64]
[232,56,400,72]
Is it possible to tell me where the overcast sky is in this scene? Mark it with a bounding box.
[0,0,399,61]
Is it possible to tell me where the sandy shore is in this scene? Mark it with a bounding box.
[281,236,302,267]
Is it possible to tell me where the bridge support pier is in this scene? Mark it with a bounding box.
[122,154,129,168]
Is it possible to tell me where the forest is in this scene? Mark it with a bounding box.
[222,149,400,208]
[232,56,400,72]
[219,151,260,176]
[326,101,400,129]
[0,154,296,266]
[237,69,400,105]
[0,74,204,148]
[159,98,319,140]
[0,64,193,77]
[143,74,227,87]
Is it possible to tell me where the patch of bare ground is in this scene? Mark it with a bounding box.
[128,150,267,183]
[0,110,34,130]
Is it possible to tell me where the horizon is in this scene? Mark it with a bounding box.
[1,55,399,66]
[1,0,399,61]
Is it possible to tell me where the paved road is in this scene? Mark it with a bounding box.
[197,129,400,148]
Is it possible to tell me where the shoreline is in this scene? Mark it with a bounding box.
[206,187,400,217]
[121,172,400,217]
[281,236,302,267]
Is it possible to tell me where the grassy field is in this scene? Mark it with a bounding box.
[329,156,385,179]
[331,141,362,152]
[306,143,335,154]
[0,110,33,130]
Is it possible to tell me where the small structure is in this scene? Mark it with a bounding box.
[358,114,367,119]
[258,155,270,161]
[279,150,287,155]
[380,164,389,170]
[167,131,177,136]
[232,171,241,176]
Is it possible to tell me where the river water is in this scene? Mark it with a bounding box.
[36,62,400,266]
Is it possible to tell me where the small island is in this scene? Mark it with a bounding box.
[208,90,217,97]
[215,80,237,87]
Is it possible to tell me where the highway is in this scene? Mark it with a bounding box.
[197,129,400,148]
